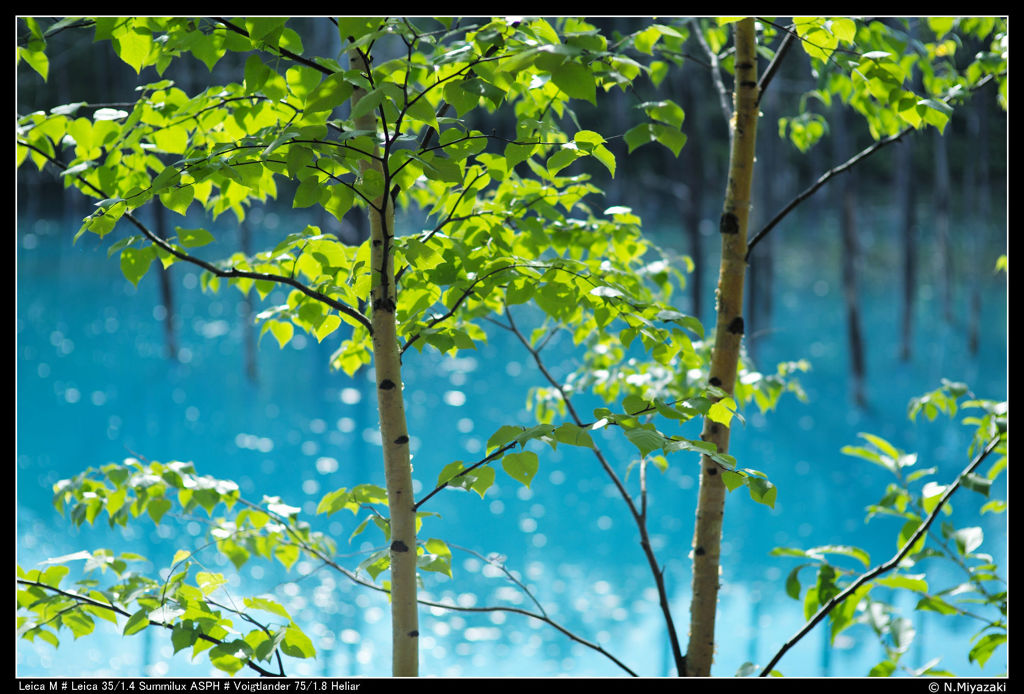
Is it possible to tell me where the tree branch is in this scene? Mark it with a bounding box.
[503,307,687,676]
[759,434,1003,676]
[16,579,285,677]
[746,72,1001,260]
[213,18,332,76]
[689,19,732,122]
[413,441,517,511]
[755,24,796,106]
[16,138,375,336]
[247,497,639,677]
[746,128,909,260]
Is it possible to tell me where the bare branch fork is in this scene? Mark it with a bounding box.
[759,434,1003,676]
[239,497,640,676]
[502,307,687,676]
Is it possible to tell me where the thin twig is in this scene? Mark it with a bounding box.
[746,128,909,259]
[504,306,687,676]
[448,544,548,619]
[689,18,732,122]
[247,497,639,676]
[413,442,517,511]
[755,25,796,106]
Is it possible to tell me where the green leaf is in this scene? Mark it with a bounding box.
[146,497,172,524]
[546,145,580,176]
[640,100,685,128]
[159,184,194,216]
[830,18,857,43]
[18,45,49,81]
[634,25,663,54]
[114,25,153,74]
[350,85,387,121]
[280,624,316,659]
[314,314,342,342]
[858,432,900,460]
[40,564,70,588]
[359,168,385,199]
[176,227,215,248]
[209,640,250,675]
[196,571,227,596]
[806,544,871,569]
[338,17,384,43]
[293,177,323,208]
[551,62,596,103]
[443,80,481,116]
[969,633,1005,668]
[785,565,808,599]
[869,660,897,677]
[707,397,737,426]
[486,425,523,452]
[244,597,292,621]
[150,165,181,195]
[316,487,354,516]
[915,595,960,616]
[874,574,928,592]
[898,519,927,554]
[980,499,1007,515]
[323,184,355,222]
[721,469,746,491]
[504,140,536,171]
[244,55,271,93]
[624,427,666,458]
[747,477,777,508]
[119,246,156,287]
[573,129,605,150]
[122,609,150,636]
[171,623,198,654]
[357,550,390,581]
[624,122,687,156]
[621,395,651,416]
[458,78,504,109]
[501,451,539,487]
[591,144,616,177]
[917,98,953,133]
[305,73,355,113]
[553,422,595,448]
[438,461,495,499]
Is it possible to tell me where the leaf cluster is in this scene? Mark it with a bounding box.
[21,457,331,675]
[770,383,1007,676]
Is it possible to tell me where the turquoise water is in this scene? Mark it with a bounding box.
[16,203,1007,678]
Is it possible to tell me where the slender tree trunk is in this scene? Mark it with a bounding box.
[685,18,758,677]
[746,79,777,362]
[897,139,916,361]
[682,67,706,322]
[833,106,866,407]
[965,105,989,356]
[240,220,258,383]
[152,204,178,361]
[933,129,953,324]
[841,184,866,407]
[350,49,419,677]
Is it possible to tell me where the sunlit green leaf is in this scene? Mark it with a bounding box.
[501,451,538,487]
